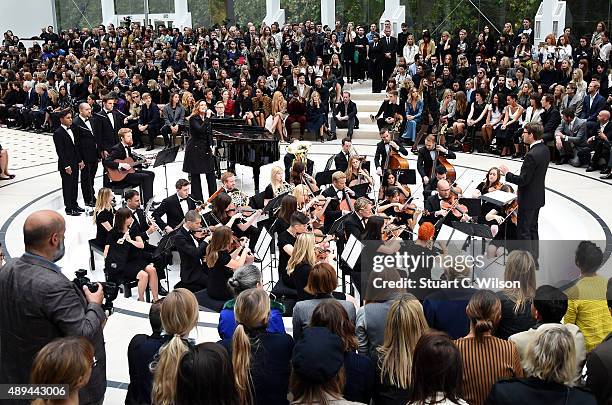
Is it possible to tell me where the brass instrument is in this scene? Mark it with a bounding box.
[286,140,311,165]
[275,181,295,196]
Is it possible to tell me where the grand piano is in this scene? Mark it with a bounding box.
[211,118,280,192]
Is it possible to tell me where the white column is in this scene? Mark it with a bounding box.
[321,0,335,29]
[174,0,192,28]
[100,0,116,26]
[379,0,405,35]
[263,0,285,26]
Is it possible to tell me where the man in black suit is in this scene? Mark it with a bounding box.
[321,171,355,235]
[95,96,122,159]
[586,110,612,177]
[540,94,561,143]
[372,90,403,130]
[103,128,155,203]
[417,134,456,186]
[500,123,550,247]
[152,178,197,233]
[174,210,209,292]
[420,179,470,230]
[330,91,358,139]
[374,128,408,176]
[380,28,397,85]
[73,102,99,207]
[343,197,373,240]
[53,111,84,216]
[334,137,352,172]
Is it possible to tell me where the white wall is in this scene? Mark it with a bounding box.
[0,0,56,39]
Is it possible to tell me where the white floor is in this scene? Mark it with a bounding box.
[1,120,612,403]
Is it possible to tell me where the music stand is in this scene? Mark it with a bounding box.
[254,229,275,288]
[262,191,289,214]
[352,183,370,198]
[152,231,177,292]
[153,146,180,197]
[329,212,352,239]
[397,169,417,185]
[452,221,494,282]
[315,170,336,186]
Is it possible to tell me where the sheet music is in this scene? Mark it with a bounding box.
[254,230,272,258]
[341,234,363,270]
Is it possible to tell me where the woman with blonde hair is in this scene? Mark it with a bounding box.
[92,187,115,248]
[571,68,588,95]
[266,91,288,141]
[151,288,199,405]
[374,294,428,404]
[287,232,317,300]
[486,327,596,404]
[220,288,294,405]
[455,290,523,405]
[181,91,195,116]
[495,250,537,340]
[31,337,95,405]
[306,91,328,142]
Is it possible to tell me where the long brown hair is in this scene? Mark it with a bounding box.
[278,195,297,224]
[211,192,232,224]
[309,300,358,351]
[151,288,199,405]
[465,290,501,342]
[206,226,233,267]
[232,289,270,405]
[304,263,337,296]
[31,337,94,404]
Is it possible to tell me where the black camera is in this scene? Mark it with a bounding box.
[73,269,119,314]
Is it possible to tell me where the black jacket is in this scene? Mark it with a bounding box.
[541,106,561,142]
[416,146,456,179]
[174,226,209,285]
[183,115,215,174]
[103,142,133,170]
[152,194,196,230]
[73,115,99,163]
[374,141,408,169]
[485,377,597,405]
[505,142,549,210]
[343,212,366,240]
[333,100,358,120]
[138,102,161,133]
[125,333,169,405]
[335,151,350,172]
[379,35,398,60]
[53,126,81,171]
[94,109,123,152]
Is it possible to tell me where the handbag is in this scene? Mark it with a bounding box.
[354,50,359,64]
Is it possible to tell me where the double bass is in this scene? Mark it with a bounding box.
[431,126,456,183]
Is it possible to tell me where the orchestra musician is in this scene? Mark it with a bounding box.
[277,211,310,288]
[321,171,354,233]
[289,160,319,193]
[417,134,456,187]
[183,100,217,202]
[343,197,374,240]
[95,95,122,159]
[345,155,374,189]
[377,187,419,232]
[284,140,314,182]
[423,165,448,199]
[292,184,312,210]
[73,102,99,207]
[92,187,115,249]
[173,209,209,293]
[52,110,84,216]
[378,170,412,202]
[374,128,408,177]
[471,167,503,223]
[270,195,298,236]
[499,123,549,246]
[483,184,519,257]
[104,207,159,302]
[103,128,155,203]
[152,178,197,233]
[334,137,352,172]
[419,179,470,231]
[263,166,294,205]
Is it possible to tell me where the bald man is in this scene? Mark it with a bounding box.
[73,102,100,206]
[420,179,469,230]
[587,110,612,178]
[0,210,107,404]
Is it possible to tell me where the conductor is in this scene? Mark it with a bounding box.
[499,122,549,244]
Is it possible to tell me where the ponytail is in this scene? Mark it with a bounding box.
[232,324,254,405]
[152,335,189,405]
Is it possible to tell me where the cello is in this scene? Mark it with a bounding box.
[431,128,456,183]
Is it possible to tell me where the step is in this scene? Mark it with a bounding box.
[352,99,386,113]
[349,92,387,101]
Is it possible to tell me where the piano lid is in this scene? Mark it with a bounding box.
[211,119,277,142]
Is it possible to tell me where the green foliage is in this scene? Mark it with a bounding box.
[55,0,102,29]
[282,0,320,24]
[234,0,266,27]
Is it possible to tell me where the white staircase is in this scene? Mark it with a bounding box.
[334,80,386,140]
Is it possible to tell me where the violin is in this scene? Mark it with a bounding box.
[440,195,470,220]
[505,200,518,225]
[382,223,406,241]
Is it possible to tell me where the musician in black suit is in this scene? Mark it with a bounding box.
[343,197,373,240]
[95,96,123,158]
[420,179,470,230]
[53,111,84,216]
[374,128,408,176]
[183,100,217,202]
[103,128,155,203]
[380,29,398,85]
[73,102,99,207]
[173,210,209,292]
[321,171,355,234]
[500,123,550,246]
[152,178,197,233]
[334,137,352,172]
[417,134,456,186]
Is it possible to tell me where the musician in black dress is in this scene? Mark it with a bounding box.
[483,184,519,257]
[103,128,155,203]
[92,187,115,248]
[205,226,252,301]
[52,110,84,216]
[104,208,159,302]
[416,134,456,187]
[73,102,99,207]
[374,128,408,177]
[377,187,417,232]
[471,167,503,224]
[269,194,297,236]
[152,178,197,233]
[174,209,209,292]
[277,211,310,287]
[183,100,217,202]
[378,170,412,201]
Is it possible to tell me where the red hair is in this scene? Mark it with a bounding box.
[418,222,435,241]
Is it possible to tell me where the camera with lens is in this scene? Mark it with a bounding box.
[73,269,119,314]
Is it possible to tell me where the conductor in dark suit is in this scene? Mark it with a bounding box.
[374,128,408,176]
[174,210,209,292]
[73,102,99,207]
[417,134,456,185]
[95,96,123,158]
[183,101,217,202]
[380,29,398,85]
[152,178,197,233]
[500,123,549,245]
[0,210,107,404]
[53,110,84,216]
[103,128,156,203]
[334,137,352,172]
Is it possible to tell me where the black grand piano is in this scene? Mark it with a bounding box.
[211,118,280,192]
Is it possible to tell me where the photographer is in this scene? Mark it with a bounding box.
[0,210,107,404]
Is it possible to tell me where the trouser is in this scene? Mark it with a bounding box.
[80,161,98,205]
[123,170,155,203]
[330,116,356,138]
[590,139,610,167]
[190,172,217,202]
[382,58,395,85]
[125,119,142,145]
[517,206,540,260]
[60,167,79,210]
[29,110,45,129]
[145,128,161,148]
[370,61,383,93]
[160,124,181,146]
[286,115,306,135]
